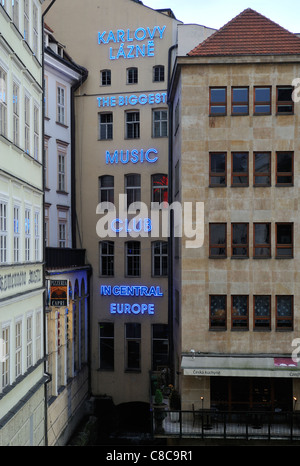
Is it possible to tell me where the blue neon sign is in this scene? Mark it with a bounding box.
[111,218,152,233]
[101,285,163,316]
[97,92,167,108]
[105,148,158,165]
[97,26,166,60]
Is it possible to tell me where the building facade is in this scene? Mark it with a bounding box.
[43,24,91,445]
[0,0,46,446]
[169,9,300,413]
[44,0,180,405]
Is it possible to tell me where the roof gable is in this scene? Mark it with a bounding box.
[188,8,300,57]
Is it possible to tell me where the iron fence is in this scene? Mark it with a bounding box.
[151,408,300,441]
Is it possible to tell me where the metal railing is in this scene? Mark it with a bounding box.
[151,408,300,441]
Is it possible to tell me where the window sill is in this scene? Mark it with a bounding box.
[56,121,69,129]
[56,190,69,195]
[125,369,141,373]
[209,184,227,188]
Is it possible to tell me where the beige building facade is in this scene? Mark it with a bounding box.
[44,0,179,405]
[169,9,300,412]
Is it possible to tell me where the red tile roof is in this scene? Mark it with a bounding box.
[188,8,300,57]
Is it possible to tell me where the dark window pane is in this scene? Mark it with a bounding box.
[233,153,248,173]
[232,224,248,244]
[255,88,271,103]
[210,295,226,328]
[277,224,292,244]
[255,223,270,245]
[211,153,225,172]
[277,153,292,172]
[254,296,271,329]
[276,296,293,329]
[277,87,292,102]
[232,296,248,328]
[99,323,114,370]
[210,224,226,244]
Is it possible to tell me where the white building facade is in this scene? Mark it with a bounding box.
[0,0,46,446]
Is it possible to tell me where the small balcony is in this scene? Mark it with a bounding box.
[45,247,86,269]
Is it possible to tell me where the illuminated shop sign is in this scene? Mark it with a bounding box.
[106,148,158,165]
[97,92,167,108]
[50,280,69,307]
[111,218,152,233]
[100,285,163,315]
[97,26,166,60]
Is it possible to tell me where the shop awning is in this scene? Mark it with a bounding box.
[181,355,300,378]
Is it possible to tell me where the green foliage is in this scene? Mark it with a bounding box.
[154,389,163,405]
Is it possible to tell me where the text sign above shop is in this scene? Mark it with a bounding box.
[106,148,158,165]
[97,25,166,60]
[50,280,69,307]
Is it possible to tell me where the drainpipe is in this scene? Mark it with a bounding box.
[167,43,178,385]
[42,0,57,447]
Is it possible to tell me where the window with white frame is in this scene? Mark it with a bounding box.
[58,149,66,192]
[2,325,10,388]
[0,201,7,264]
[25,207,31,261]
[34,211,40,261]
[59,222,66,248]
[32,2,39,57]
[26,315,33,369]
[13,205,20,262]
[23,0,30,43]
[12,0,19,29]
[15,320,22,379]
[33,105,39,160]
[57,84,66,125]
[24,94,30,154]
[13,82,20,146]
[0,66,7,137]
[36,310,41,361]
[153,109,168,138]
[44,205,49,247]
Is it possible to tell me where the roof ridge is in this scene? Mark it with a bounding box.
[188,8,300,57]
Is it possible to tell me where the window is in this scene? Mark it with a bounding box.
[99,113,113,140]
[58,222,66,248]
[210,295,227,329]
[101,69,111,86]
[209,152,226,186]
[13,205,20,262]
[126,111,140,139]
[99,175,114,203]
[23,0,29,42]
[276,296,293,330]
[24,94,30,153]
[2,326,10,388]
[276,223,293,258]
[232,223,248,258]
[276,152,293,186]
[13,82,19,146]
[209,223,227,258]
[33,105,39,160]
[12,0,19,29]
[232,87,249,115]
[57,85,66,124]
[232,295,249,329]
[152,324,168,370]
[254,87,271,115]
[100,241,114,276]
[25,208,30,261]
[254,223,271,258]
[254,152,271,186]
[34,211,40,261]
[58,152,66,191]
[153,109,168,137]
[0,201,7,264]
[151,174,168,204]
[26,315,33,369]
[152,241,168,276]
[99,323,114,370]
[126,241,140,276]
[0,67,7,137]
[32,2,38,56]
[127,67,138,84]
[209,87,226,116]
[276,86,294,114]
[36,311,42,361]
[125,174,140,207]
[254,296,271,330]
[232,152,249,186]
[15,320,22,379]
[153,65,164,82]
[125,323,141,371]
